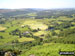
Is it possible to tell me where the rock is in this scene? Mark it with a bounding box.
[29,54,35,56]
[4,51,12,56]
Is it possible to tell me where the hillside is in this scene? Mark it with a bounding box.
[0,8,37,18]
[0,8,75,56]
[0,8,75,19]
[35,8,75,19]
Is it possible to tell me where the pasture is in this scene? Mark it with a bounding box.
[20,43,75,56]
[18,37,34,42]
[0,26,6,31]
[23,20,48,30]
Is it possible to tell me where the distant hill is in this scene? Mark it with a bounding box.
[0,8,37,18]
[0,8,75,19]
[0,9,16,13]
[35,8,75,19]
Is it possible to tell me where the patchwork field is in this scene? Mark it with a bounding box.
[0,26,6,31]
[27,13,37,16]
[23,20,48,30]
[55,30,60,34]
[18,37,34,42]
[0,17,75,56]
[33,31,47,36]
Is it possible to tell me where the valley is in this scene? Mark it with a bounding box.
[0,8,75,56]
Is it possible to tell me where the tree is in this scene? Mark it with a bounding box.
[51,31,57,36]
[0,36,3,39]
[45,34,51,39]
[37,28,41,31]
[32,29,38,32]
[19,31,22,38]
[40,38,43,42]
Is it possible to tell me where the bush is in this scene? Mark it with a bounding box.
[0,36,3,39]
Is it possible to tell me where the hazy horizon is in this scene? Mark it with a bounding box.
[0,0,75,9]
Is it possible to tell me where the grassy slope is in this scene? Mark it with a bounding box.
[23,20,48,30]
[0,19,28,45]
[0,17,75,56]
[18,37,34,42]
[0,26,6,31]
[20,43,75,56]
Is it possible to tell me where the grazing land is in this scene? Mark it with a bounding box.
[0,8,75,56]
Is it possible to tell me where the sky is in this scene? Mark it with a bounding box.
[0,0,75,9]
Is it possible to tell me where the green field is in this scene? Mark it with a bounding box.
[0,16,75,56]
[18,37,34,42]
[23,20,48,30]
[20,43,75,56]
[0,26,6,31]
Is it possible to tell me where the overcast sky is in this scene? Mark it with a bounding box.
[0,0,75,9]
